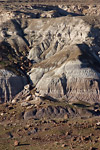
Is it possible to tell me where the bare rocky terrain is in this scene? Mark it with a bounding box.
[0,1,100,150]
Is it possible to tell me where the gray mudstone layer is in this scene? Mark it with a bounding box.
[0,69,27,103]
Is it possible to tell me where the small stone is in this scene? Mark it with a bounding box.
[30,98,42,105]
[26,105,34,110]
[1,113,4,116]
[26,124,31,128]
[21,102,31,107]
[66,131,70,136]
[12,99,18,104]
[90,147,98,150]
[26,95,31,101]
[24,84,30,90]
[61,144,67,147]
[97,137,100,141]
[96,122,100,126]
[17,129,21,132]
[13,123,17,126]
[14,140,19,146]
[64,114,68,120]
[35,91,40,97]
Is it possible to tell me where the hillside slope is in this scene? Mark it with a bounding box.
[0,3,100,103]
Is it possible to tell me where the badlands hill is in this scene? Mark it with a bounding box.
[1,2,100,150]
[0,3,100,103]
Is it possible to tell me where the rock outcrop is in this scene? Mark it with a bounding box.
[0,69,27,103]
[26,17,100,103]
[0,3,100,103]
[59,4,100,16]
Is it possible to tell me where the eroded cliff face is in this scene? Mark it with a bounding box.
[26,17,90,62]
[26,17,100,103]
[0,69,27,103]
[0,4,100,103]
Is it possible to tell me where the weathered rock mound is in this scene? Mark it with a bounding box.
[26,17,100,103]
[0,4,100,103]
[0,69,27,103]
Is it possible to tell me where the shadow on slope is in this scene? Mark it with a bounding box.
[77,42,100,95]
[14,4,84,18]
